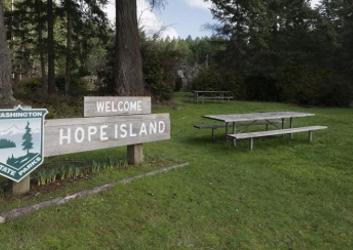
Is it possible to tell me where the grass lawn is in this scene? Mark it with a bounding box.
[0,93,352,249]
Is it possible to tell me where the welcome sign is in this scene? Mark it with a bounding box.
[0,106,48,182]
[0,97,171,185]
[84,96,151,117]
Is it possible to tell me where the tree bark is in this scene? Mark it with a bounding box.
[0,0,15,104]
[115,0,144,96]
[47,0,55,94]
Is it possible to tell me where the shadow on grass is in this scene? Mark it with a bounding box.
[180,132,313,154]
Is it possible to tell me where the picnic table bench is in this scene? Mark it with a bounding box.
[228,126,327,150]
[192,91,234,103]
[193,120,281,141]
[196,111,327,150]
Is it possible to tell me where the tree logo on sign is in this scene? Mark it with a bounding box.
[0,106,48,182]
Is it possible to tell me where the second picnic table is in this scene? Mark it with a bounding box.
[192,90,234,103]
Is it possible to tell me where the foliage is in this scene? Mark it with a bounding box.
[3,0,353,106]
[33,158,128,186]
[191,67,222,91]
[4,0,110,95]
[55,75,92,96]
[14,77,43,97]
[205,0,353,106]
[0,139,16,149]
[99,34,202,101]
[14,76,92,100]
[192,67,244,98]
[141,37,184,101]
[277,64,352,106]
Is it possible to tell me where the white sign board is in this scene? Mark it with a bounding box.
[84,96,151,117]
[44,113,170,157]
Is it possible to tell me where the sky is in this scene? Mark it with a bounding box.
[104,0,321,39]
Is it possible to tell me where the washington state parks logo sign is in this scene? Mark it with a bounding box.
[0,106,48,182]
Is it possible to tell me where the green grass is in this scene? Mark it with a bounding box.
[0,93,353,249]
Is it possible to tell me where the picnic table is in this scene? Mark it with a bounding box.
[203,112,315,137]
[195,111,327,149]
[192,90,234,103]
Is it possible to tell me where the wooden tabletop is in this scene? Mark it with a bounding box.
[203,112,315,123]
[192,90,232,93]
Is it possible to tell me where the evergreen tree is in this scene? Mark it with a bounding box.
[22,122,33,154]
[58,0,108,94]
[0,0,15,104]
[5,0,109,95]
[8,0,47,85]
[205,0,352,105]
[47,0,55,94]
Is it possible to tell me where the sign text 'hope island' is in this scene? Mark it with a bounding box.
[44,113,171,157]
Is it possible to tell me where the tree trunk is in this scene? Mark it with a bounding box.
[47,0,55,94]
[35,0,47,93]
[0,0,15,104]
[65,1,71,94]
[8,0,13,43]
[39,29,47,92]
[115,0,144,96]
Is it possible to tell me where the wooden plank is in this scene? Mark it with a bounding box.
[228,126,327,140]
[44,114,170,157]
[193,120,279,130]
[193,124,225,129]
[84,96,151,117]
[192,90,232,94]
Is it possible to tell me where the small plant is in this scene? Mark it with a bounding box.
[32,157,129,187]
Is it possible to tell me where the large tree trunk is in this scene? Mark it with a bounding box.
[115,0,144,96]
[47,0,55,94]
[0,0,15,104]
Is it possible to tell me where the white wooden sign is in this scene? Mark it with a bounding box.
[84,96,151,117]
[44,113,170,157]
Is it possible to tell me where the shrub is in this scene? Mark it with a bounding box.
[191,67,244,98]
[55,75,91,96]
[15,77,43,98]
[98,36,184,102]
[243,75,279,102]
[191,67,222,91]
[277,65,352,106]
[141,39,182,102]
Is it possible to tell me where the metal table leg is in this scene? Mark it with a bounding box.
[225,122,229,141]
[308,131,313,143]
